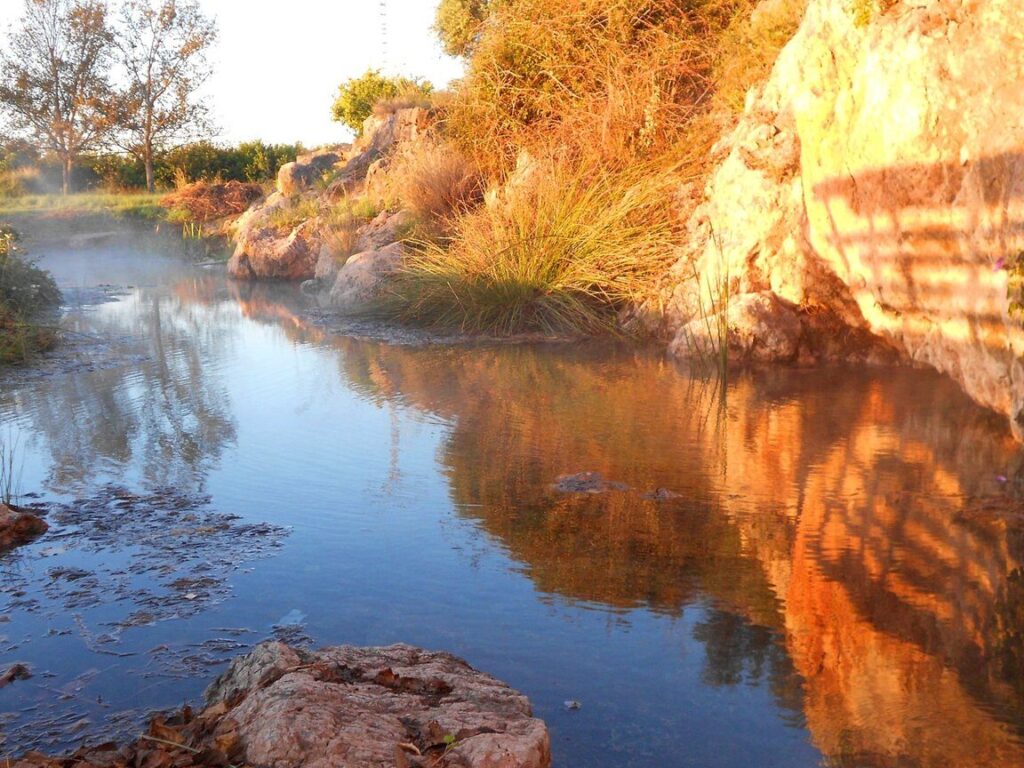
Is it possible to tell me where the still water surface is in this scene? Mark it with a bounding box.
[2,229,1024,767]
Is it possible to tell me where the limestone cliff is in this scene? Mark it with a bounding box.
[663,0,1024,439]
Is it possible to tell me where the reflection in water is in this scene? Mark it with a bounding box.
[335,342,1024,767]
[16,286,236,492]
[1,236,1023,766]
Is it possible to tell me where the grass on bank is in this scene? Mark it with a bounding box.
[386,160,678,336]
[0,192,167,220]
[383,0,811,337]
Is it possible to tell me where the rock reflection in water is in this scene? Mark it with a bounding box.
[335,342,1024,767]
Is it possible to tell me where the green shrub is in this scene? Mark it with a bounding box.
[387,159,678,335]
[331,70,433,134]
[434,0,492,57]
[0,227,60,315]
[0,224,60,364]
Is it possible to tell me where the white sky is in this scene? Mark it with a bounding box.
[0,0,465,146]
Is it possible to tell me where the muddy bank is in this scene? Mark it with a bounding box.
[10,641,550,768]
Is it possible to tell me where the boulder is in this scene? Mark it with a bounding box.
[277,151,341,197]
[0,503,47,551]
[207,642,550,768]
[329,242,404,312]
[357,209,415,253]
[228,219,320,281]
[670,292,803,364]
[11,642,549,768]
[313,210,414,288]
[662,0,1024,439]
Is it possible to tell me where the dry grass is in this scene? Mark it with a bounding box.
[160,181,264,223]
[386,139,484,234]
[321,203,364,264]
[373,92,437,116]
[713,0,809,112]
[444,0,743,175]
[387,159,679,335]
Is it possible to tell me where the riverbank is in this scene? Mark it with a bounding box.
[0,193,166,221]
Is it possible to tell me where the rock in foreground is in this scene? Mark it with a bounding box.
[12,642,550,768]
[0,502,47,552]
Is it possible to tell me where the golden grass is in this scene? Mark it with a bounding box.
[387,159,679,335]
[385,139,484,235]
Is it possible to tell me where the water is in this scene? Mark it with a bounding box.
[2,227,1024,767]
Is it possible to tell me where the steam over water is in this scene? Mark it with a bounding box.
[2,227,1024,767]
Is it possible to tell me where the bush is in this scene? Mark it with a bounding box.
[0,226,60,315]
[387,159,678,335]
[332,70,434,134]
[159,181,264,222]
[434,0,492,57]
[0,224,60,364]
[444,0,742,174]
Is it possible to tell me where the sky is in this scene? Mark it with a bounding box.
[0,0,465,146]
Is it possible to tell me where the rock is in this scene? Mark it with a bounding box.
[208,642,550,768]
[0,503,47,551]
[277,151,341,197]
[228,218,320,281]
[205,640,303,706]
[670,291,803,363]
[357,209,415,253]
[326,108,433,199]
[315,211,414,290]
[552,472,630,494]
[329,242,404,312]
[0,663,31,688]
[13,642,549,768]
[662,0,1024,439]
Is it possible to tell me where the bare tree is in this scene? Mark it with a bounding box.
[115,0,217,193]
[0,0,115,195]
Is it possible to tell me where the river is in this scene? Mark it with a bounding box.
[1,225,1023,767]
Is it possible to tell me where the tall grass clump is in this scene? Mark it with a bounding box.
[389,160,678,335]
[0,432,20,506]
[387,139,484,235]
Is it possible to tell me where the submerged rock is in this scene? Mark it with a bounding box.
[0,502,47,551]
[552,472,630,495]
[10,642,550,768]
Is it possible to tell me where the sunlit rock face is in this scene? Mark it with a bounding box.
[665,0,1024,438]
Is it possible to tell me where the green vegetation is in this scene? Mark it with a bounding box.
[331,70,433,134]
[389,161,677,335]
[433,0,490,57]
[0,224,61,365]
[0,192,166,220]
[266,197,322,233]
[0,140,300,197]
